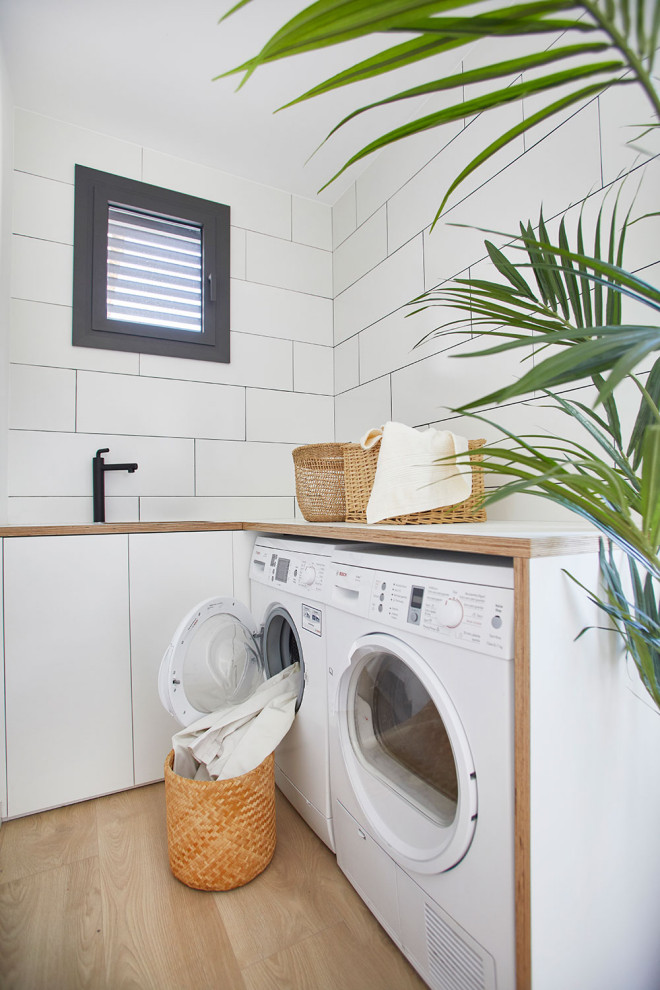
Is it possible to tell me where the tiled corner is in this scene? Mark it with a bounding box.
[292,196,332,250]
[293,342,333,395]
[334,376,392,442]
[332,185,357,249]
[334,236,424,345]
[334,336,360,396]
[333,207,388,296]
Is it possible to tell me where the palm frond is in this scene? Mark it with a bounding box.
[220,0,660,208]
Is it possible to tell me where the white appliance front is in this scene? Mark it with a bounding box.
[159,534,337,850]
[327,545,517,990]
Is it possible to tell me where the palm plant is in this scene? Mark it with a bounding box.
[220,0,659,220]
[219,0,660,708]
[411,202,660,707]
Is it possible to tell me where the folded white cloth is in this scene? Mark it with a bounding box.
[363,422,472,524]
[172,664,301,781]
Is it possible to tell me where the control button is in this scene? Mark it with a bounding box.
[379,593,385,602]
[491,615,503,629]
[301,564,317,586]
[409,611,419,624]
[381,582,387,590]
[438,597,464,628]
[378,604,383,612]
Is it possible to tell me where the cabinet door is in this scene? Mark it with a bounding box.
[4,535,133,817]
[128,530,234,785]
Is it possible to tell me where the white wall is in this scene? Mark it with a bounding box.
[0,42,12,525]
[5,47,660,526]
[7,110,334,524]
[332,48,660,522]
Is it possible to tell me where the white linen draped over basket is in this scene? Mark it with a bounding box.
[172,664,301,781]
[362,422,472,524]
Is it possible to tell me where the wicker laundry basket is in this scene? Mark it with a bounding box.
[292,442,348,522]
[164,750,276,891]
[343,438,487,525]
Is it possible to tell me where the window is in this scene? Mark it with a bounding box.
[72,166,230,362]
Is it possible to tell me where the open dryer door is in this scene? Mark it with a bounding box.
[159,597,266,727]
[159,597,306,728]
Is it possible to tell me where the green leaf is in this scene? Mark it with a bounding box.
[641,425,660,545]
[576,212,593,327]
[485,241,536,298]
[275,35,468,106]
[433,80,620,220]
[627,357,660,468]
[558,217,583,326]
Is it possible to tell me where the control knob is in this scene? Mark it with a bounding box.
[438,596,464,628]
[301,564,317,587]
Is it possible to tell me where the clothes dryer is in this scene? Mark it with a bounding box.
[327,544,516,989]
[159,534,337,851]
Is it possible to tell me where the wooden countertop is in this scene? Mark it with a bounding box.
[0,518,601,558]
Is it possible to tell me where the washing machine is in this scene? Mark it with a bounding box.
[327,544,516,990]
[159,534,337,851]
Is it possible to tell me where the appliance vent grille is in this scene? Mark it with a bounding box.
[424,902,487,990]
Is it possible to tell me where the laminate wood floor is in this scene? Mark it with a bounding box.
[0,784,427,990]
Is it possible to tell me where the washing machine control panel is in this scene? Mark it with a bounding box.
[250,545,328,596]
[332,564,514,659]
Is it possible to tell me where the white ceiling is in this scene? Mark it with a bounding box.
[0,0,448,205]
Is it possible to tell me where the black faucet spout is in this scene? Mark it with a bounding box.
[92,448,139,522]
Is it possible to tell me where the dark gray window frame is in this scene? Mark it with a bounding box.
[72,165,230,362]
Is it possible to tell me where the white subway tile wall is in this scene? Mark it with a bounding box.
[331,57,660,520]
[8,109,333,523]
[7,52,660,524]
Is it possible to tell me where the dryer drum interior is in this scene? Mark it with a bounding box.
[351,651,459,827]
[263,606,305,711]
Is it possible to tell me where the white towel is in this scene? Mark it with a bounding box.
[363,422,472,524]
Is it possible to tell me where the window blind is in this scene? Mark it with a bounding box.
[106,206,203,333]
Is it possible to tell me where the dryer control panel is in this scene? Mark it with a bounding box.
[331,563,514,659]
[250,544,328,597]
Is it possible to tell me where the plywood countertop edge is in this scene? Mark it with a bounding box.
[0,519,600,557]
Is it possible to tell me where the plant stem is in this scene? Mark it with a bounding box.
[581,0,660,121]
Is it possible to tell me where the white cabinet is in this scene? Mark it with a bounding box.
[1,528,247,817]
[4,535,134,817]
[128,530,234,785]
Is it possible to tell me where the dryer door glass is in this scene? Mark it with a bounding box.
[340,633,477,873]
[352,651,457,826]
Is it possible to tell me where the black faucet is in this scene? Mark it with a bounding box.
[93,448,138,522]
